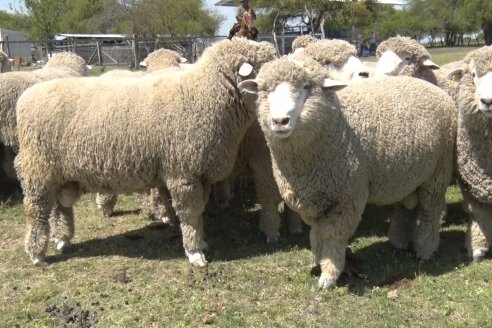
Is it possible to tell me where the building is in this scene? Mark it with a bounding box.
[0,28,31,60]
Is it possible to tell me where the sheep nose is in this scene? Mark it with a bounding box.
[359,71,369,78]
[481,98,492,107]
[272,117,290,126]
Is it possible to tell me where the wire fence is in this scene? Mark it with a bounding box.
[0,33,326,68]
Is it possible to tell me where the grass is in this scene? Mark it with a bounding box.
[1,48,491,327]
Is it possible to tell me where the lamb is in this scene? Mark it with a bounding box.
[15,38,277,267]
[0,50,11,73]
[238,55,456,288]
[297,39,371,80]
[373,35,458,102]
[0,52,88,187]
[448,46,492,261]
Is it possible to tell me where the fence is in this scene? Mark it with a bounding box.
[0,33,355,67]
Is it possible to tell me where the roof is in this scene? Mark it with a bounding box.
[214,0,239,7]
[54,33,128,41]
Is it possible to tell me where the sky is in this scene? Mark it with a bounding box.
[0,0,237,36]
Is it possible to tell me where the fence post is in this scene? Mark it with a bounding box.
[96,41,102,66]
[132,34,138,69]
[4,35,10,58]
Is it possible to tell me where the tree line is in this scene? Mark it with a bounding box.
[0,0,490,46]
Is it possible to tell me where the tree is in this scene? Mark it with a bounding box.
[462,0,492,45]
[129,0,224,37]
[20,0,68,42]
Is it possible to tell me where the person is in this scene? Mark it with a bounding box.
[228,0,257,39]
[369,32,378,56]
[235,0,256,24]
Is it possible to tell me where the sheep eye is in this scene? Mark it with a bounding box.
[302,84,310,90]
[471,72,476,78]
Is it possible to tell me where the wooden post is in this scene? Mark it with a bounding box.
[132,34,138,70]
[96,41,102,66]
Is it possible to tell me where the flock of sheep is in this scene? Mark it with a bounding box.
[0,35,491,289]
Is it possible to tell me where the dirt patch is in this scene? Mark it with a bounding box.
[45,303,97,327]
[378,276,414,289]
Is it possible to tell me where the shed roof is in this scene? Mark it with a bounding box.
[214,0,239,7]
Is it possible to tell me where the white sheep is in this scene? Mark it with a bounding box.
[448,46,492,261]
[239,55,456,288]
[297,39,371,80]
[0,52,88,190]
[373,36,458,102]
[15,38,277,267]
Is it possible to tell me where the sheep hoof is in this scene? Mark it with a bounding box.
[33,257,49,267]
[266,235,280,244]
[318,273,337,289]
[55,239,71,251]
[161,216,171,224]
[472,248,488,262]
[187,251,208,268]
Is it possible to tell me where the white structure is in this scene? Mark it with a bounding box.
[0,28,31,60]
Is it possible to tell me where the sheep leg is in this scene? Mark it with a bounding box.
[49,203,75,252]
[463,194,492,261]
[95,193,118,217]
[388,203,417,250]
[412,189,446,260]
[254,174,282,243]
[156,186,178,226]
[285,205,303,235]
[167,179,209,267]
[306,200,365,289]
[24,190,55,266]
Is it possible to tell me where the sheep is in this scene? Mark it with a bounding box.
[15,38,277,267]
[238,56,456,288]
[97,48,189,219]
[100,48,187,79]
[297,39,371,80]
[291,34,318,53]
[139,48,187,72]
[448,46,492,261]
[0,50,11,73]
[0,52,88,191]
[373,35,458,102]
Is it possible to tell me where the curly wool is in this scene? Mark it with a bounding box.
[0,51,87,150]
[143,48,183,71]
[253,57,456,287]
[456,46,492,202]
[376,35,430,62]
[291,35,318,51]
[16,38,277,265]
[303,39,357,65]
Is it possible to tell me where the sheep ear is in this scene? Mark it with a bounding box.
[238,79,258,94]
[447,68,463,82]
[139,61,148,67]
[239,63,253,77]
[180,57,188,63]
[422,59,439,69]
[322,78,348,91]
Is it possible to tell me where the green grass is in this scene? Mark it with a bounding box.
[1,184,491,327]
[1,48,491,327]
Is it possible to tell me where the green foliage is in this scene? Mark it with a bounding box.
[23,0,68,41]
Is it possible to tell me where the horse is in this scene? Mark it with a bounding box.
[228,11,258,41]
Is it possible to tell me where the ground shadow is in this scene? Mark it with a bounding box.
[336,229,486,296]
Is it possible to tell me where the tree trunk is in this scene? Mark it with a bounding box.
[482,22,492,46]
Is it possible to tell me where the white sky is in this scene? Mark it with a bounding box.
[0,0,236,37]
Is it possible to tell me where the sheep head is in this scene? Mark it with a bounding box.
[374,36,439,78]
[450,46,492,117]
[239,56,347,139]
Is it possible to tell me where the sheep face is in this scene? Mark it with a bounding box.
[327,55,370,80]
[451,46,492,117]
[374,50,439,78]
[238,58,346,139]
[470,62,492,116]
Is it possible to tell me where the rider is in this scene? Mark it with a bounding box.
[228,0,257,39]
